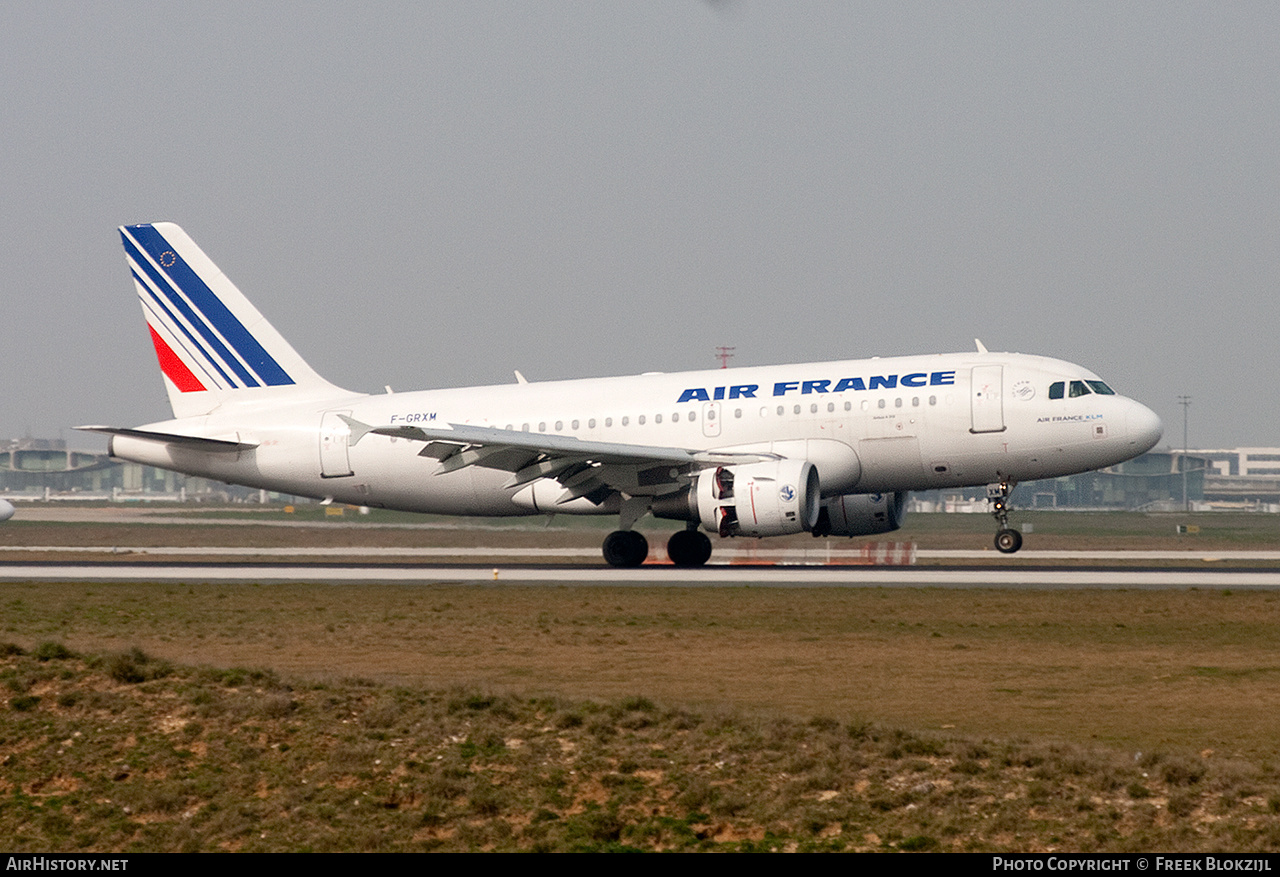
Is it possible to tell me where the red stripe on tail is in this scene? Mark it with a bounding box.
[148,325,206,393]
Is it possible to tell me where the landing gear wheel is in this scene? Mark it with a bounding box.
[994,528,1023,554]
[986,480,1022,554]
[666,529,712,567]
[603,530,649,568]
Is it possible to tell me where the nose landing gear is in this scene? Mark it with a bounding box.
[987,481,1023,554]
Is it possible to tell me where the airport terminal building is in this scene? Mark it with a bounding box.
[0,438,270,502]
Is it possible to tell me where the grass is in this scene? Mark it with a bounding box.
[2,508,1280,850]
[3,582,1280,758]
[4,643,1280,852]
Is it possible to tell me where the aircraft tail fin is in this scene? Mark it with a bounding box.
[120,222,344,419]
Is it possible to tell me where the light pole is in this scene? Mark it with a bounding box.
[1177,395,1191,512]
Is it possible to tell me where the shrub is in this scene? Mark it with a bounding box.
[35,642,74,661]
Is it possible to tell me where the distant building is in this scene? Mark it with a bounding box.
[1189,448,1280,506]
[0,438,291,502]
[917,448,1279,512]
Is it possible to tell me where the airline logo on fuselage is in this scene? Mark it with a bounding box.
[676,370,956,404]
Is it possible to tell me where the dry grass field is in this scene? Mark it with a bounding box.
[3,508,1280,850]
[4,581,1280,756]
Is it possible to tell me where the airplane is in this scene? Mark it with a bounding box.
[79,223,1163,567]
[0,499,13,522]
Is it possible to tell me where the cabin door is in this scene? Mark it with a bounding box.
[970,366,1005,433]
[319,410,354,478]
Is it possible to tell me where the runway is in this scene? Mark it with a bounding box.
[4,559,1280,588]
[4,544,1280,561]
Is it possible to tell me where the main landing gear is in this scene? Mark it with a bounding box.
[602,530,649,568]
[666,526,712,567]
[601,527,714,567]
[987,481,1023,554]
[601,498,713,568]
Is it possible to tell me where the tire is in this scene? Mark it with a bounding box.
[603,530,649,567]
[667,529,712,567]
[994,528,1023,554]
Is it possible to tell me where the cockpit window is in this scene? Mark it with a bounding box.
[1050,379,1115,400]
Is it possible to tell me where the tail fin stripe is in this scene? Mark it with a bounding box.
[126,248,249,389]
[135,276,234,390]
[122,234,261,388]
[122,233,262,386]
[147,325,207,393]
[124,225,295,387]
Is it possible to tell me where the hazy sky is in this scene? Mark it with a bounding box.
[3,3,1277,450]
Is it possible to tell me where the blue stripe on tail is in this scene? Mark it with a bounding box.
[123,225,295,387]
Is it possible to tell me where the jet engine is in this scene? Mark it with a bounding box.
[814,491,908,537]
[653,460,820,537]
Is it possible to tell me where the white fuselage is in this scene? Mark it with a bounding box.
[109,350,1163,515]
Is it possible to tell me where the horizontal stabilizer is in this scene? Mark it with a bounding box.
[75,425,258,452]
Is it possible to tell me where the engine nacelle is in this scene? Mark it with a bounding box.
[692,460,820,537]
[815,491,908,537]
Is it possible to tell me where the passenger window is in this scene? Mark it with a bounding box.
[1049,382,1064,400]
[1069,381,1091,398]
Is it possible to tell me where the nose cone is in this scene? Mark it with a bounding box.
[1126,402,1163,455]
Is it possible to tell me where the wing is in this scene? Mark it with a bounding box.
[342,416,778,506]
